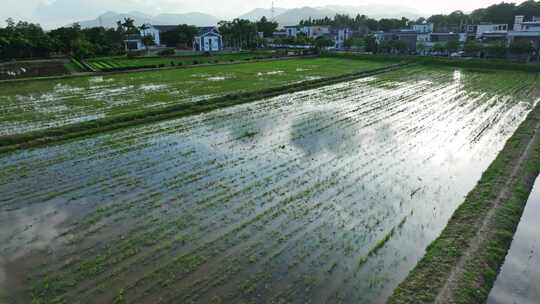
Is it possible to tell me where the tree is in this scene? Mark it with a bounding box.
[464,40,482,56]
[509,39,533,55]
[160,25,198,48]
[393,40,408,54]
[0,19,54,58]
[314,36,333,51]
[417,42,427,55]
[485,41,507,58]
[446,40,460,55]
[364,34,378,53]
[432,43,446,54]
[344,37,365,49]
[141,35,155,53]
[256,16,278,38]
[71,38,95,59]
[119,18,138,35]
[218,19,258,49]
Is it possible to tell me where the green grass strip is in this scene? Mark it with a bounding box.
[388,103,540,304]
[0,63,409,154]
[323,53,540,73]
[69,58,87,72]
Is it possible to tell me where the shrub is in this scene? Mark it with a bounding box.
[127,50,145,58]
[157,48,175,56]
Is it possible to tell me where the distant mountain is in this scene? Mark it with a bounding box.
[77,11,220,28]
[274,7,338,26]
[75,4,425,29]
[242,5,424,27]
[154,13,220,26]
[325,5,423,20]
[238,8,289,21]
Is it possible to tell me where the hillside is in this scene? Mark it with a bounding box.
[77,11,220,28]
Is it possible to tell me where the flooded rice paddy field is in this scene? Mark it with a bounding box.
[0,58,389,136]
[1,66,540,303]
[488,177,540,304]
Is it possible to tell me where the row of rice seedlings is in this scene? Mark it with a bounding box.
[63,72,474,300]
[26,76,438,302]
[7,67,536,302]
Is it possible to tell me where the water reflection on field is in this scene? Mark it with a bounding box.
[488,178,540,304]
[1,66,539,303]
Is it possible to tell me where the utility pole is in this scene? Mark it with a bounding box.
[271,1,275,22]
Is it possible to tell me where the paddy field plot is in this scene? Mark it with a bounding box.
[84,52,279,72]
[0,66,539,303]
[0,58,389,136]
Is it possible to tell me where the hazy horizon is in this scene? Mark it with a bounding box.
[2,0,529,29]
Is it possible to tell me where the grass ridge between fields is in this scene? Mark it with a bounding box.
[388,101,540,303]
[323,53,540,73]
[0,62,409,154]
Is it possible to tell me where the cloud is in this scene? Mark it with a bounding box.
[0,203,69,292]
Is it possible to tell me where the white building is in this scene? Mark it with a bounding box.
[413,23,434,34]
[412,23,433,43]
[284,26,331,39]
[302,26,331,39]
[284,26,300,37]
[124,34,145,51]
[193,27,223,52]
[476,24,508,39]
[508,16,540,50]
[514,15,540,31]
[334,28,353,49]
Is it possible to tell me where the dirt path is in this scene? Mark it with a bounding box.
[435,120,540,303]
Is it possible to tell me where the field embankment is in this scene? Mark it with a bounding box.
[83,52,286,72]
[0,58,403,153]
[389,96,540,303]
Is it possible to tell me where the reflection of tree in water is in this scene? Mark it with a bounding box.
[290,110,396,156]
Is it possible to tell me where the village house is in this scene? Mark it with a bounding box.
[124,24,178,50]
[124,34,145,51]
[332,28,353,49]
[413,23,434,43]
[284,25,331,39]
[375,29,418,52]
[476,23,508,39]
[192,27,223,52]
[509,15,540,53]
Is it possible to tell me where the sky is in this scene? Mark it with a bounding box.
[1,0,528,29]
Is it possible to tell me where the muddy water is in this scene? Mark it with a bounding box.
[0,67,539,303]
[487,177,540,304]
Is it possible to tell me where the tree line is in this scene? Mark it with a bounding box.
[299,1,540,32]
[0,16,278,59]
[2,0,540,59]
[0,18,144,59]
